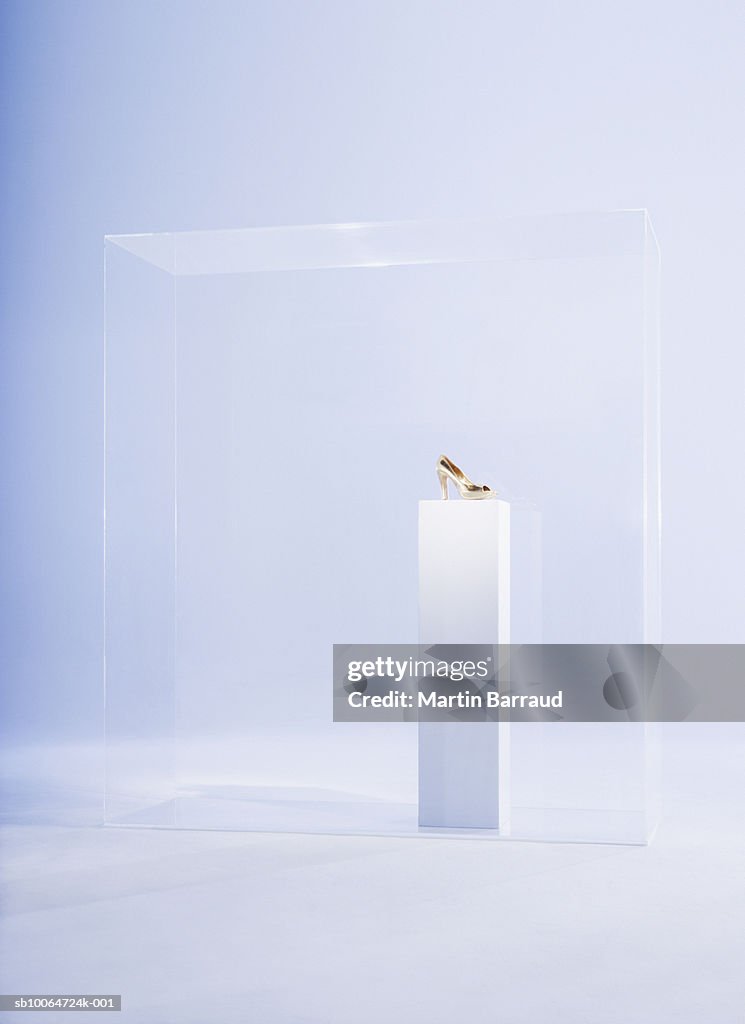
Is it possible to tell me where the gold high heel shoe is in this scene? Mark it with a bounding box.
[436,454,496,500]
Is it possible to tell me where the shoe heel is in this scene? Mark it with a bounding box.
[437,470,449,500]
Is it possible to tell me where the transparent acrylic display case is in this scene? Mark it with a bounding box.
[104,212,661,843]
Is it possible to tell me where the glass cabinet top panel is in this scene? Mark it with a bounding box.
[106,210,657,277]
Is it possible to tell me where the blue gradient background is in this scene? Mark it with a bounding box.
[1,0,744,740]
[2,6,745,1022]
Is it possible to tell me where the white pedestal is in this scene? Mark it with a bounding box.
[418,500,510,829]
